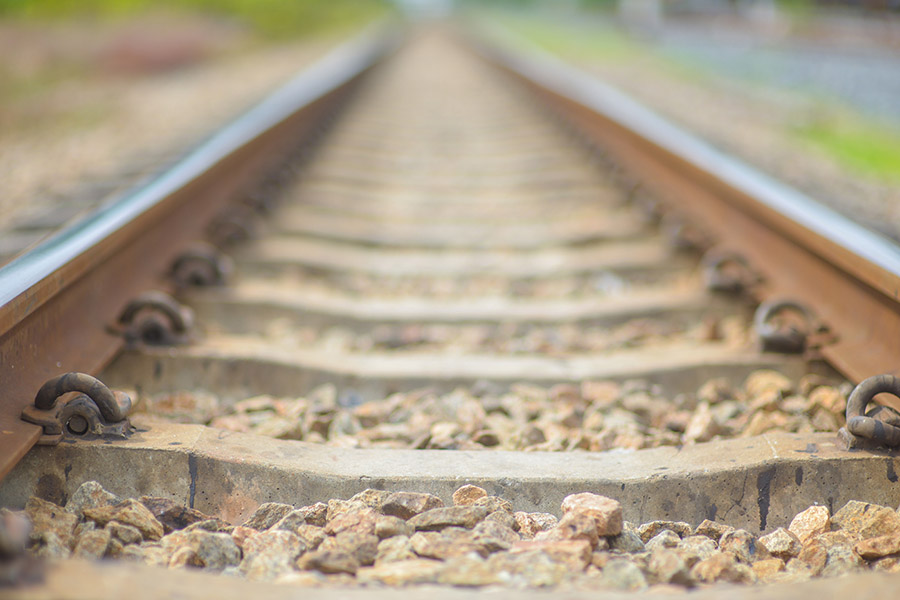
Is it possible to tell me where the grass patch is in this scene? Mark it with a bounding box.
[796,118,900,182]
[495,12,643,64]
[489,10,711,85]
[0,0,391,38]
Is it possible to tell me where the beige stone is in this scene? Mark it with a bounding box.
[381,492,443,520]
[744,370,792,397]
[513,512,557,538]
[789,506,830,544]
[832,501,900,539]
[324,506,378,536]
[560,492,622,536]
[83,499,164,541]
[357,559,443,585]
[856,533,900,559]
[452,485,488,506]
[758,528,801,560]
[690,551,756,584]
[510,539,592,570]
[535,512,599,548]
[25,497,79,548]
[752,558,785,581]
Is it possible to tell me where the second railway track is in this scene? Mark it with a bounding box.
[2,23,900,599]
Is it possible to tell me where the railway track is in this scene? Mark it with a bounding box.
[2,22,900,599]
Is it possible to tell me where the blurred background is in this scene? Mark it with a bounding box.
[1,0,898,242]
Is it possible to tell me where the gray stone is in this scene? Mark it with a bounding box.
[693,519,734,542]
[320,531,379,566]
[25,497,78,548]
[297,550,360,575]
[73,521,96,539]
[474,519,520,546]
[128,543,170,567]
[375,535,416,564]
[375,515,413,539]
[73,529,112,559]
[192,531,241,571]
[273,509,319,534]
[484,510,518,531]
[646,548,692,586]
[298,503,327,527]
[691,551,756,584]
[32,531,70,560]
[381,492,443,520]
[139,497,218,534]
[292,524,326,550]
[348,489,392,511]
[106,538,125,558]
[169,546,204,569]
[408,506,488,531]
[472,495,512,515]
[719,529,765,563]
[645,530,681,552]
[487,550,568,587]
[106,522,143,546]
[759,528,802,560]
[183,519,231,534]
[239,529,306,581]
[438,555,499,587]
[601,558,648,591]
[821,543,864,577]
[513,512,557,539]
[241,502,294,531]
[65,481,120,517]
[609,528,646,553]
[638,520,692,543]
[411,529,488,560]
[83,499,164,541]
[676,535,717,566]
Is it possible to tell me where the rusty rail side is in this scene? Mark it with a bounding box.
[0,24,400,481]
[469,28,900,386]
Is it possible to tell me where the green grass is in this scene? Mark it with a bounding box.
[493,10,900,184]
[0,0,391,38]
[796,118,900,182]
[497,13,643,64]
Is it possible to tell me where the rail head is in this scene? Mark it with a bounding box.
[466,22,900,384]
[0,21,403,481]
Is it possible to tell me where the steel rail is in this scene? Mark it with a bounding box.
[469,25,900,387]
[0,23,401,481]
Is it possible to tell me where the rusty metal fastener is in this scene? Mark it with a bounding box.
[20,373,132,446]
[116,290,194,347]
[171,243,233,288]
[661,213,709,251]
[702,249,761,294]
[845,374,900,448]
[209,207,256,246]
[754,299,813,354]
